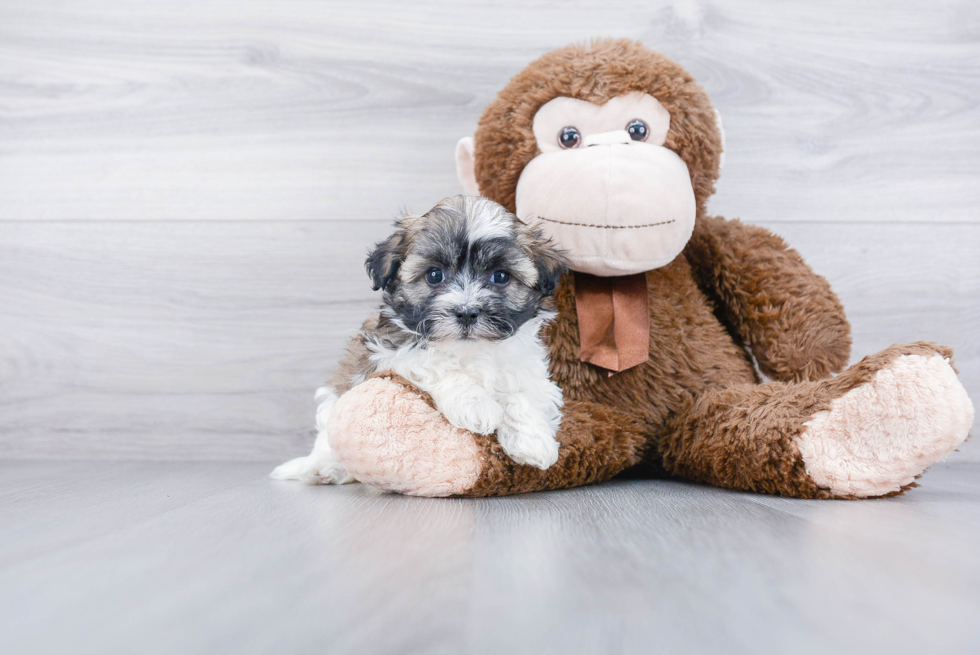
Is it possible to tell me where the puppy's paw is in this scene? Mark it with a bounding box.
[496,424,560,470]
[439,393,505,436]
[270,456,306,481]
[302,455,356,485]
[270,454,355,485]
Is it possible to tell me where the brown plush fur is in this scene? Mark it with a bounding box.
[448,39,935,498]
[686,216,851,383]
[660,342,955,499]
[464,400,652,497]
[337,40,959,499]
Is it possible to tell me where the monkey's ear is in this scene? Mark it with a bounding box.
[365,230,407,292]
[455,137,480,196]
[533,248,568,297]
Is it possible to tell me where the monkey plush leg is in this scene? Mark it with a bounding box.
[328,373,649,497]
[661,342,974,499]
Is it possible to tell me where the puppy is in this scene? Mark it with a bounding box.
[272,195,568,485]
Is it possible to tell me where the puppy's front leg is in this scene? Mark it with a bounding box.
[495,379,563,470]
[271,387,356,485]
[427,374,504,436]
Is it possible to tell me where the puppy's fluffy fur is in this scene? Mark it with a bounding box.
[272,195,568,484]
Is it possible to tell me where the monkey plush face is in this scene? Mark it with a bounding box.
[515,91,696,276]
[456,39,724,278]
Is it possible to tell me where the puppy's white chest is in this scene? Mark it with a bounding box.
[365,325,563,470]
[391,348,502,395]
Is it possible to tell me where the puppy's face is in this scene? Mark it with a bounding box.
[366,195,567,343]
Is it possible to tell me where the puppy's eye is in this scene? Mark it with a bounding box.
[626,119,649,142]
[425,268,444,285]
[558,126,580,149]
[490,271,510,286]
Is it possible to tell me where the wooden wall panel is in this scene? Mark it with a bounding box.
[1,0,978,222]
[1,221,976,461]
[1,0,977,462]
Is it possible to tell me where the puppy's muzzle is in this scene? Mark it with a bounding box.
[454,305,481,327]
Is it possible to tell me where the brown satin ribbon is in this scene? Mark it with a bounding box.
[573,272,650,374]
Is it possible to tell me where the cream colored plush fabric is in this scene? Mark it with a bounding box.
[329,377,484,497]
[513,92,697,277]
[796,354,974,497]
[515,143,695,276]
[531,93,671,153]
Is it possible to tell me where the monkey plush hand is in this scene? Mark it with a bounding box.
[326,39,974,498]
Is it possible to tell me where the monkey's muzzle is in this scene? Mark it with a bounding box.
[515,142,696,277]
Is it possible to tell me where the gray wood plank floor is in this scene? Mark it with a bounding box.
[2,460,979,655]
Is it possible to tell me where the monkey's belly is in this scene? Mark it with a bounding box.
[547,260,757,430]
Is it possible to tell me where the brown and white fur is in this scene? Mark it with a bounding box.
[272,195,568,484]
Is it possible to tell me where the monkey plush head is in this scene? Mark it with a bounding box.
[455,39,725,278]
[455,39,725,372]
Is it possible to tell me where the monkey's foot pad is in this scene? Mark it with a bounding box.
[797,353,974,498]
[329,375,483,496]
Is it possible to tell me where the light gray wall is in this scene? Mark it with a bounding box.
[1,0,978,460]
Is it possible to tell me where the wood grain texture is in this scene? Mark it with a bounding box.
[0,220,976,461]
[2,460,979,654]
[1,0,978,222]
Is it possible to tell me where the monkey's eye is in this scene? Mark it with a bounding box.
[490,271,510,286]
[626,119,649,142]
[558,126,581,149]
[425,268,444,285]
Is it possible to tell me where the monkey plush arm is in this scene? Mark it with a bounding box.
[684,215,851,382]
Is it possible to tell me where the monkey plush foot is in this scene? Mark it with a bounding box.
[328,373,649,498]
[328,374,485,497]
[795,345,974,498]
[660,342,974,499]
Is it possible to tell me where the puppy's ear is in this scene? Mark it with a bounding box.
[518,227,567,296]
[365,225,409,292]
[517,221,568,296]
[533,247,568,296]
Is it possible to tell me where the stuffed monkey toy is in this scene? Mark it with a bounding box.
[326,39,974,499]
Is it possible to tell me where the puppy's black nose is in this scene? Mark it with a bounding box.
[454,306,481,327]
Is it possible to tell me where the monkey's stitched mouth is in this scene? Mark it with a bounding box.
[534,216,676,229]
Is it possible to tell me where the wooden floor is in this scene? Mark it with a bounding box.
[2,460,979,655]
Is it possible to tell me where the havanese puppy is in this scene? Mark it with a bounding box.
[272,195,568,485]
